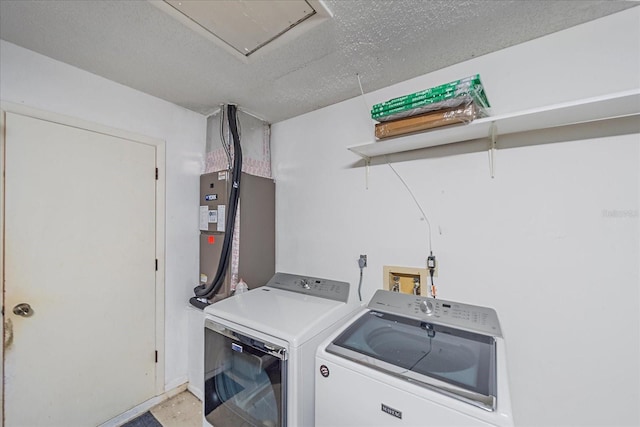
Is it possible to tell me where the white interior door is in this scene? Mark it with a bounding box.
[3,111,158,426]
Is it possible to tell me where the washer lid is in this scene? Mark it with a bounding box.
[326,304,499,411]
[204,285,358,347]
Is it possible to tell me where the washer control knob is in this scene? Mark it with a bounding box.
[420,300,434,315]
[300,279,310,289]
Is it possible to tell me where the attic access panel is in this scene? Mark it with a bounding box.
[162,0,328,58]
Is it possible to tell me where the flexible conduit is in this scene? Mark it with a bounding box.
[193,104,243,302]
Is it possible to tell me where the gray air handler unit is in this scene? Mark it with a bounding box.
[198,170,275,303]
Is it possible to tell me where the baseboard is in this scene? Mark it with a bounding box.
[187,383,204,401]
[164,375,189,395]
[98,382,189,427]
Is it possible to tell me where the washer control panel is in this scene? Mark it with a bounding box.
[368,290,502,336]
[266,272,350,303]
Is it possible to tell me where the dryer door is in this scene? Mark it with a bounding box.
[326,310,497,411]
[204,320,287,426]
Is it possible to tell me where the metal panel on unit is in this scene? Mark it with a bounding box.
[199,171,275,301]
[237,173,275,290]
[199,171,229,233]
[382,265,435,296]
[199,171,230,297]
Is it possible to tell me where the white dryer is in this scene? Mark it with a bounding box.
[203,272,361,427]
[315,290,514,426]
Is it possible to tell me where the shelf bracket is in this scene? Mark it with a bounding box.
[489,122,497,178]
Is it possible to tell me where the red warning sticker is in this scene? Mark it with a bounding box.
[208,235,215,244]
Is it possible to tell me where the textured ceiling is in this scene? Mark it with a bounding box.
[0,0,637,123]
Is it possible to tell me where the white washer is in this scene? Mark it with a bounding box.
[203,272,361,427]
[315,290,514,426]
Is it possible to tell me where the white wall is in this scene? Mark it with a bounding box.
[272,8,640,427]
[0,40,206,390]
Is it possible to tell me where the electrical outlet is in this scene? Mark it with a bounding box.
[359,254,367,268]
[426,257,438,277]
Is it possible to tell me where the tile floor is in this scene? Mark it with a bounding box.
[150,391,202,427]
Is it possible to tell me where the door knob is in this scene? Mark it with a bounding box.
[13,303,33,317]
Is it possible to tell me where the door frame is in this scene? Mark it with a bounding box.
[0,102,167,418]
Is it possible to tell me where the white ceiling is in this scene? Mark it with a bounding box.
[0,0,637,123]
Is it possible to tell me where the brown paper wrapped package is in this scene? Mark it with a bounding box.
[375,103,478,139]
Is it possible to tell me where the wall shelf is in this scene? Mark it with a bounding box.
[348,89,640,160]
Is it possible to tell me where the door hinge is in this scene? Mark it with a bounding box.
[155,168,158,180]
[155,350,158,363]
[155,259,158,271]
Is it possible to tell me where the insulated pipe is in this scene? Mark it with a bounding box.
[193,104,243,301]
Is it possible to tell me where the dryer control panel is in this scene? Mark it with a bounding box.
[368,290,502,337]
[266,272,350,303]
